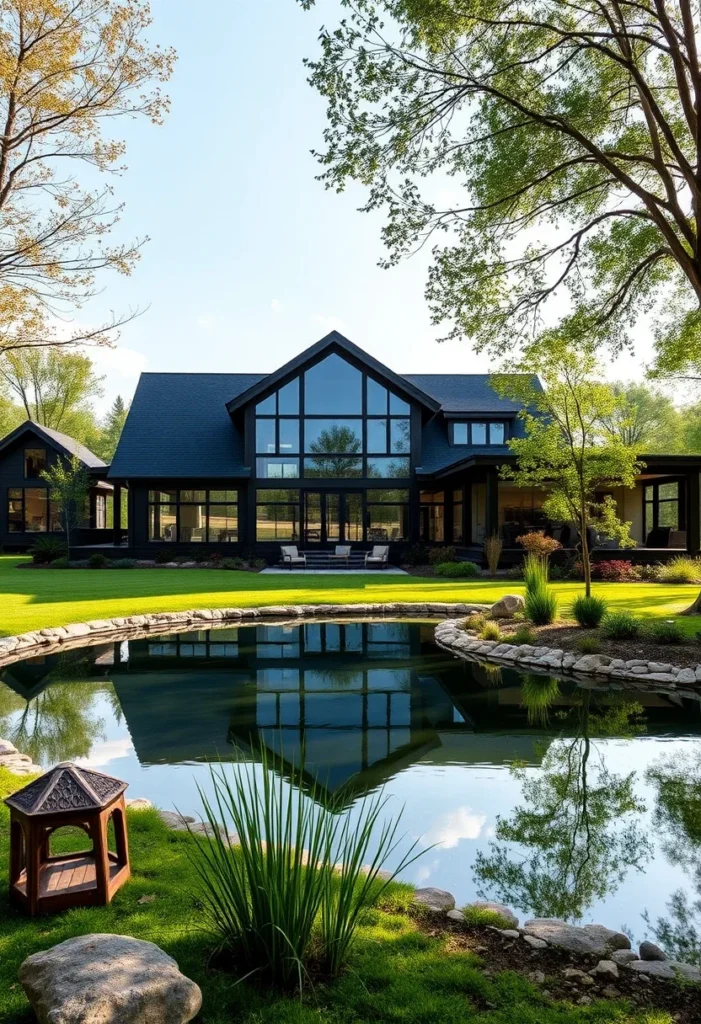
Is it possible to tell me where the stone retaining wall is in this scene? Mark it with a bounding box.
[434,618,701,691]
[0,602,489,670]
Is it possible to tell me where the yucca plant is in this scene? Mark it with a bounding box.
[523,554,558,625]
[186,747,423,990]
[571,594,607,629]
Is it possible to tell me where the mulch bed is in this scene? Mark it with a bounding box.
[499,621,701,669]
[417,915,701,1022]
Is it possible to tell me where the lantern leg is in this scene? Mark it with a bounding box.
[93,810,112,904]
[27,821,42,915]
[113,799,130,875]
[9,816,24,890]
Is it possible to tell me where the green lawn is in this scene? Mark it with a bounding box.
[1,555,701,637]
[0,769,673,1024]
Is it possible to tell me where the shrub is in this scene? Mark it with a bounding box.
[638,562,662,582]
[29,536,68,564]
[401,544,431,566]
[510,624,537,645]
[525,586,558,625]
[480,621,503,642]
[188,751,422,990]
[154,549,173,564]
[523,552,548,591]
[48,556,70,569]
[251,558,266,570]
[428,545,457,564]
[646,619,687,645]
[576,635,601,654]
[506,564,524,580]
[571,594,608,629]
[88,553,109,569]
[221,557,244,570]
[433,560,480,577]
[483,535,503,575]
[111,558,136,569]
[601,611,641,640]
[656,556,701,584]
[515,531,562,560]
[595,559,642,582]
[463,613,486,632]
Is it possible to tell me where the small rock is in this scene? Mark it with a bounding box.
[563,968,593,985]
[19,933,201,1024]
[590,960,619,980]
[611,949,639,965]
[577,995,592,1005]
[413,887,455,912]
[497,929,521,939]
[446,909,465,923]
[639,940,666,961]
[602,985,621,998]
[126,798,153,811]
[523,935,548,949]
[490,595,525,619]
[528,970,546,984]
[0,738,17,755]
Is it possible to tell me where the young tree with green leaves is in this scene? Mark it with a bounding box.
[41,455,90,556]
[0,349,104,429]
[494,337,641,596]
[301,0,701,374]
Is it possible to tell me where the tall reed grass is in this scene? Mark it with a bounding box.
[523,553,558,625]
[186,747,423,990]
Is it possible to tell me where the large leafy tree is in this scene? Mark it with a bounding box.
[600,383,682,451]
[301,0,701,370]
[0,348,103,429]
[0,1,175,356]
[494,336,641,596]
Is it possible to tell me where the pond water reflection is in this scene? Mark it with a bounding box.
[2,620,701,959]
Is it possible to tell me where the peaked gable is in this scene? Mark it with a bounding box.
[225,332,441,415]
[0,420,105,469]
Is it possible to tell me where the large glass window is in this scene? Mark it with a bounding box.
[420,490,445,542]
[644,480,682,538]
[254,357,413,480]
[305,354,362,414]
[24,448,47,478]
[366,489,409,542]
[256,489,300,541]
[7,487,60,532]
[148,489,238,542]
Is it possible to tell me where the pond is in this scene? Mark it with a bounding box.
[1,619,701,959]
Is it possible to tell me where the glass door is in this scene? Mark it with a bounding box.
[344,493,363,542]
[304,491,343,544]
[304,492,322,543]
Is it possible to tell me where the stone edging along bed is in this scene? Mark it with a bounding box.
[434,617,701,689]
[0,601,488,670]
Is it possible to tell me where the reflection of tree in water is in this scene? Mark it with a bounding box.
[646,751,701,964]
[0,652,112,765]
[474,690,650,921]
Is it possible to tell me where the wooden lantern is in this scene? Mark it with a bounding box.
[5,762,131,915]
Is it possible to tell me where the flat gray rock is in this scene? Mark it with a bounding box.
[464,900,518,928]
[628,959,701,982]
[490,595,525,619]
[523,919,629,955]
[589,959,619,980]
[611,949,639,965]
[19,933,202,1024]
[413,887,455,912]
[523,934,548,949]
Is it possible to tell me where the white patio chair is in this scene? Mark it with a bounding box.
[365,544,389,569]
[280,545,306,570]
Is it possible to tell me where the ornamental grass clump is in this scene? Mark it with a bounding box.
[600,611,641,640]
[186,748,422,991]
[656,556,701,584]
[523,554,558,625]
[483,534,503,575]
[479,621,503,642]
[571,595,607,629]
[646,619,687,645]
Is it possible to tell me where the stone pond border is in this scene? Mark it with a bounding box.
[0,601,491,670]
[434,617,701,691]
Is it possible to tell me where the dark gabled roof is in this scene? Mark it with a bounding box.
[0,420,106,468]
[109,372,263,479]
[4,762,126,815]
[403,373,542,413]
[226,332,441,415]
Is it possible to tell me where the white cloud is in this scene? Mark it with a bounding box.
[271,298,283,313]
[76,736,134,768]
[196,313,218,331]
[423,806,488,849]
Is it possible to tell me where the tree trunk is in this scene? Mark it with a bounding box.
[682,591,701,614]
[580,517,591,598]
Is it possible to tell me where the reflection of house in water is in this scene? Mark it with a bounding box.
[3,622,701,806]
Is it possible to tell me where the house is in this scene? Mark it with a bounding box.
[0,421,113,550]
[1,331,700,560]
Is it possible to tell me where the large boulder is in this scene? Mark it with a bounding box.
[413,887,455,912]
[464,900,519,928]
[490,595,525,619]
[523,919,630,955]
[628,959,701,982]
[639,940,666,961]
[19,933,202,1024]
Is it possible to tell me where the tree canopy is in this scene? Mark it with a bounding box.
[302,0,701,372]
[0,1,175,356]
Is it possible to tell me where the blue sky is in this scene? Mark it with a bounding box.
[82,0,647,411]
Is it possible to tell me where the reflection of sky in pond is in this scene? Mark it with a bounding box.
[2,620,701,956]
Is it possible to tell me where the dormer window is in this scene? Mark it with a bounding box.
[24,448,47,478]
[452,422,506,446]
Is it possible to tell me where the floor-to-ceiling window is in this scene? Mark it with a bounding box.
[148,489,238,542]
